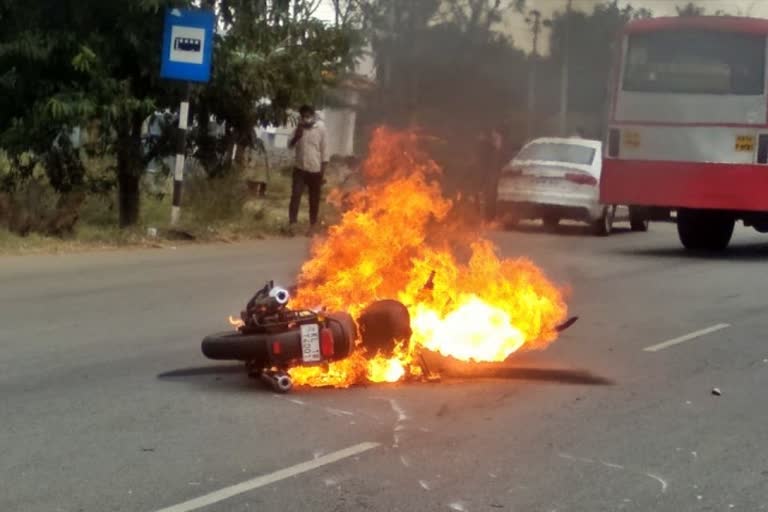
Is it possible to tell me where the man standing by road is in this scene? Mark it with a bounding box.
[287,105,328,236]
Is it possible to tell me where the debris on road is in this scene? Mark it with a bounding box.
[712,388,722,396]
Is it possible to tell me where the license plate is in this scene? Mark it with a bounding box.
[300,324,321,363]
[735,135,755,152]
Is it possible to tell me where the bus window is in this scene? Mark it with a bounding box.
[623,30,765,95]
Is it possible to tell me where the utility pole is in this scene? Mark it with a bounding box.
[171,83,191,226]
[526,9,543,140]
[559,0,572,136]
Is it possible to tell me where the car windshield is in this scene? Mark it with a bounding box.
[623,29,765,95]
[516,142,596,166]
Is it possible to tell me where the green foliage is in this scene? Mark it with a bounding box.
[0,0,359,229]
[356,0,528,132]
[676,2,706,17]
[536,1,653,137]
[194,0,361,177]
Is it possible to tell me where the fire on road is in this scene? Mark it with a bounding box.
[206,127,571,390]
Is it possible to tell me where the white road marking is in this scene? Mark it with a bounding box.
[643,323,730,352]
[325,407,354,417]
[389,399,408,421]
[558,453,594,464]
[645,473,668,493]
[559,453,668,494]
[154,442,379,512]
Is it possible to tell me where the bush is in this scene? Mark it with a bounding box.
[184,170,249,224]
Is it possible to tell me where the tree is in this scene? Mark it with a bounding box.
[545,1,652,137]
[676,3,706,16]
[329,0,532,193]
[676,2,728,16]
[0,0,359,228]
[0,0,191,227]
[351,0,529,131]
[196,0,360,175]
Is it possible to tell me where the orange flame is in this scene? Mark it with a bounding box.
[287,127,567,388]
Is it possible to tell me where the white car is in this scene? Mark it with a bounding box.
[496,136,648,235]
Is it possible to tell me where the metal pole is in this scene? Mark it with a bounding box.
[559,0,572,136]
[527,10,541,140]
[171,82,191,226]
[527,62,536,140]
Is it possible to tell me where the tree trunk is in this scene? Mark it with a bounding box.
[116,113,145,227]
[118,171,140,227]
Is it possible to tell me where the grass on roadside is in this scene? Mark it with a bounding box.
[0,162,349,255]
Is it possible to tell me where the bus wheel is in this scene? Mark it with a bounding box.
[677,209,734,251]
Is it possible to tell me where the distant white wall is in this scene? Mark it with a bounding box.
[322,108,356,156]
[256,106,357,157]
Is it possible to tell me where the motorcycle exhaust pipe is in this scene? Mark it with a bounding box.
[269,286,291,305]
[261,370,293,393]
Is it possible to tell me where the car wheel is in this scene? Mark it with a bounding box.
[592,206,615,236]
[542,215,560,230]
[502,214,520,231]
[629,207,650,232]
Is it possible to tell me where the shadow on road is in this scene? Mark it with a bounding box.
[442,366,614,386]
[156,364,267,393]
[613,243,768,262]
[500,223,633,238]
[158,364,244,379]
[158,363,612,392]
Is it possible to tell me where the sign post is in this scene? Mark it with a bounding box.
[160,8,215,226]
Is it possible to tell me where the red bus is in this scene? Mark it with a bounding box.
[600,16,768,250]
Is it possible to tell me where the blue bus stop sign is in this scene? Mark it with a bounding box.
[160,8,215,83]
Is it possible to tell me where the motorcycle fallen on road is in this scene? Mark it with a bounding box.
[201,281,578,393]
[201,281,412,393]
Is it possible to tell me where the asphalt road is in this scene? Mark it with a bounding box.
[2,222,768,512]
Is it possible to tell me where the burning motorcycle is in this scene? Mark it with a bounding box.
[201,281,413,393]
